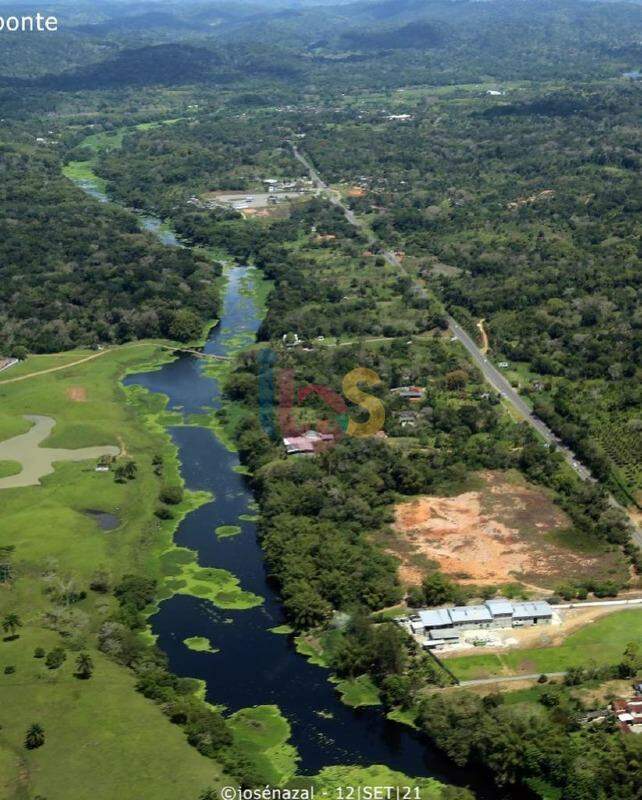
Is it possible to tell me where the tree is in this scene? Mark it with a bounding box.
[25,723,45,749]
[2,612,22,639]
[115,460,137,482]
[45,647,66,670]
[75,652,94,679]
[169,309,202,342]
[159,485,183,505]
[283,582,332,629]
[618,641,642,678]
[421,572,466,606]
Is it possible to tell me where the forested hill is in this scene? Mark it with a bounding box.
[3,0,642,89]
[0,144,220,355]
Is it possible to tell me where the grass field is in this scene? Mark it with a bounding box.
[0,460,21,478]
[0,628,221,800]
[445,609,642,680]
[0,344,228,799]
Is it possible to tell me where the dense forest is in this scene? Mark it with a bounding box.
[0,142,220,354]
[4,0,642,90]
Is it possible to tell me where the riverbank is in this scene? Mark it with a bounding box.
[0,342,227,799]
[43,120,482,797]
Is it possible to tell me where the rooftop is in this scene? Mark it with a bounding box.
[512,601,553,618]
[485,598,514,616]
[418,609,452,628]
[449,605,493,624]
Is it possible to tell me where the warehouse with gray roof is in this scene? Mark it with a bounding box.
[408,599,553,648]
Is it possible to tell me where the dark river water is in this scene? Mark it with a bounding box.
[123,266,517,798]
[69,156,524,797]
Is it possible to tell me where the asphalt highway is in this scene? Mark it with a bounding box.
[291,143,642,548]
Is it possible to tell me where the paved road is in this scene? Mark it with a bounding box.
[293,144,587,471]
[291,144,642,548]
[460,672,567,688]
[448,317,593,481]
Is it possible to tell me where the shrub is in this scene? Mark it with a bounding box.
[155,505,174,520]
[159,485,184,505]
[45,647,66,670]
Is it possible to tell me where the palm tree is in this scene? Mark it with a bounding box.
[75,652,94,679]
[25,723,45,749]
[2,612,22,639]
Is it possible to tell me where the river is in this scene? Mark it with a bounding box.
[66,143,524,799]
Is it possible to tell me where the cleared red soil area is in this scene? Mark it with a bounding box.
[388,471,627,590]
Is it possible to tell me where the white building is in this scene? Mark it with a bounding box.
[408,599,553,647]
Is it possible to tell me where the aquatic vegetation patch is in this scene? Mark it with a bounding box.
[334,675,381,708]
[228,705,298,785]
[310,766,448,799]
[177,562,263,611]
[215,524,242,539]
[124,384,184,432]
[269,624,294,635]
[294,635,330,668]
[386,708,419,729]
[183,636,218,653]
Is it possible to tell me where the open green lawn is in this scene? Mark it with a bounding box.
[0,349,98,380]
[446,609,642,680]
[0,460,21,478]
[0,344,229,799]
[0,627,221,800]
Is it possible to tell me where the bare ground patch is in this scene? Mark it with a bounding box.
[387,471,627,590]
[66,386,87,402]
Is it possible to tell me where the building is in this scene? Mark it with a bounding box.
[449,605,494,629]
[485,598,514,625]
[391,386,425,400]
[0,358,18,373]
[613,697,642,734]
[512,601,554,627]
[283,429,335,456]
[408,599,553,646]
[394,411,418,428]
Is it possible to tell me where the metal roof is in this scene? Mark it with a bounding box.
[512,601,553,618]
[429,627,459,640]
[418,609,452,628]
[485,599,514,616]
[449,605,493,624]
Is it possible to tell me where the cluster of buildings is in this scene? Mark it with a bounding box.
[614,695,642,734]
[407,599,553,649]
[262,178,312,193]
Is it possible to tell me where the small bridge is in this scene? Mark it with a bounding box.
[161,346,230,362]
